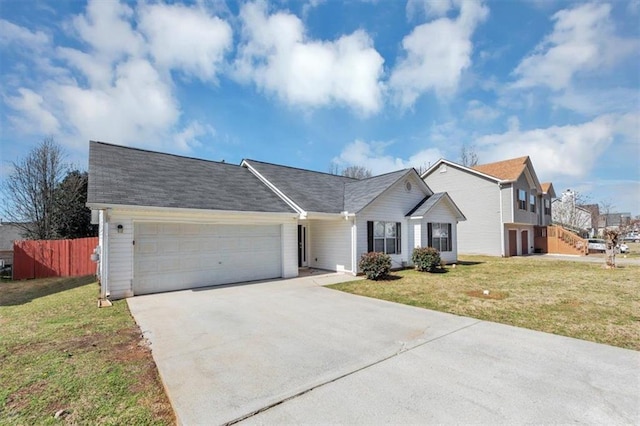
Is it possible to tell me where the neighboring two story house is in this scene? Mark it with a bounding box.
[422,156,554,257]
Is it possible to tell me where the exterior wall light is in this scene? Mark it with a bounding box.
[117,224,124,234]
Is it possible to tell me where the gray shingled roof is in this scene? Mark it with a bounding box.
[405,192,447,217]
[87,142,295,213]
[244,160,414,214]
[243,160,355,213]
[344,169,413,212]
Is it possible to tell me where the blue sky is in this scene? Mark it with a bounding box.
[1,0,639,215]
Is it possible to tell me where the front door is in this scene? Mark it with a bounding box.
[521,230,529,255]
[508,230,518,257]
[298,225,307,267]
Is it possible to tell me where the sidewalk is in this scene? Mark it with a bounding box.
[527,253,640,266]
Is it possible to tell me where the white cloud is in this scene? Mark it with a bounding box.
[406,0,455,21]
[70,0,143,61]
[512,3,638,91]
[174,121,216,151]
[465,99,500,122]
[233,1,384,115]
[333,139,443,174]
[5,88,60,134]
[54,58,179,150]
[390,0,488,107]
[0,19,49,48]
[138,3,232,81]
[552,88,640,117]
[2,0,236,153]
[474,114,634,180]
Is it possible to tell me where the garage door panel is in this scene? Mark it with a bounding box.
[134,223,282,295]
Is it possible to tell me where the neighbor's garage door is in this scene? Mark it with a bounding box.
[134,222,282,295]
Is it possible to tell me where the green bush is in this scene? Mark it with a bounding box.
[412,247,441,272]
[359,252,391,280]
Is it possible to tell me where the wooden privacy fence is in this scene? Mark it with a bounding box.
[13,237,98,280]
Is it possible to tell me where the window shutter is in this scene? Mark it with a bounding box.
[447,223,452,251]
[427,223,433,247]
[367,221,373,252]
[396,223,401,254]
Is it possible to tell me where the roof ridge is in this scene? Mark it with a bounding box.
[90,140,238,168]
[243,159,358,181]
[472,155,529,168]
[346,168,411,185]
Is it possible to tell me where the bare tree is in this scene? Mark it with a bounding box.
[460,144,479,167]
[2,137,67,239]
[552,190,593,234]
[328,164,372,179]
[342,165,372,179]
[598,199,615,233]
[328,163,341,175]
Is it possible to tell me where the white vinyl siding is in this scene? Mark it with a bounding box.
[357,174,430,270]
[424,163,501,256]
[420,201,458,264]
[281,222,298,278]
[308,219,352,273]
[106,211,134,298]
[101,208,297,299]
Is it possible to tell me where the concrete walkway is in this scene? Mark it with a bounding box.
[127,273,639,425]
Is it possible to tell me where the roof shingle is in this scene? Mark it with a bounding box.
[87,142,296,213]
[471,156,529,181]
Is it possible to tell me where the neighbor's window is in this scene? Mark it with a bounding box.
[518,189,527,210]
[544,198,551,215]
[530,194,536,213]
[428,223,452,252]
[368,221,401,254]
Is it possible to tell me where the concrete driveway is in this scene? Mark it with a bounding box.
[127,273,639,425]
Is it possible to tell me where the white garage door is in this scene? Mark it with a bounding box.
[134,222,282,295]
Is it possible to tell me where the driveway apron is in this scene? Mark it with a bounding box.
[127,273,639,425]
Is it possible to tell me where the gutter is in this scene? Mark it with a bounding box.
[499,184,505,257]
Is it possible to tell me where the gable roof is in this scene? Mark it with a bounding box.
[541,182,556,197]
[344,169,416,213]
[405,192,466,220]
[87,141,295,213]
[243,160,422,214]
[471,156,529,181]
[241,159,355,213]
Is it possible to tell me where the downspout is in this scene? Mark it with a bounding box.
[101,209,110,300]
[499,184,505,257]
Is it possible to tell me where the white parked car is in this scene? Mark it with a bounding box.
[618,243,629,254]
[588,239,606,253]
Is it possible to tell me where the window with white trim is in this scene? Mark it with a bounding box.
[367,221,401,254]
[530,194,536,213]
[518,189,527,210]
[428,223,452,252]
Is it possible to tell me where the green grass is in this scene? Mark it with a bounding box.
[330,256,640,350]
[0,276,174,425]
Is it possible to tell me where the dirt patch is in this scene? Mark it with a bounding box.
[5,380,48,412]
[465,290,508,300]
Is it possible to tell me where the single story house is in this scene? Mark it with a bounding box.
[87,141,465,299]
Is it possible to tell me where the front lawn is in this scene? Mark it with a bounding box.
[330,256,640,350]
[0,276,174,425]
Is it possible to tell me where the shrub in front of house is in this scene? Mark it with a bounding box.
[359,252,391,280]
[412,247,441,272]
